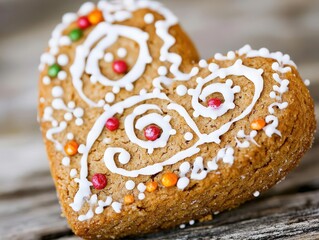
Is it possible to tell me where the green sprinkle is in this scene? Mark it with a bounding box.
[69,29,83,42]
[48,64,61,78]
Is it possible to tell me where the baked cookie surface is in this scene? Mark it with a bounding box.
[38,0,316,239]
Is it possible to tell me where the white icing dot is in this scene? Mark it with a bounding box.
[74,108,84,118]
[105,93,115,103]
[139,89,147,95]
[138,193,145,200]
[68,101,75,109]
[199,59,208,68]
[75,118,84,126]
[112,86,120,94]
[52,120,58,127]
[125,84,134,91]
[57,54,69,66]
[125,180,135,190]
[111,202,122,213]
[137,183,146,193]
[177,177,190,190]
[67,133,74,140]
[158,66,168,76]
[253,191,260,197]
[62,157,70,166]
[189,220,195,225]
[52,86,64,98]
[117,48,127,58]
[104,53,114,63]
[64,112,73,121]
[144,13,154,24]
[179,162,191,176]
[58,71,67,80]
[176,85,188,96]
[70,169,77,178]
[184,132,193,141]
[59,36,72,46]
[169,129,177,135]
[42,76,51,85]
[78,144,86,154]
[39,98,45,103]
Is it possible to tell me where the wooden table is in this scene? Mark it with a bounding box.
[0,0,319,239]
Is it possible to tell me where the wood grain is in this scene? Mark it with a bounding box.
[0,0,318,239]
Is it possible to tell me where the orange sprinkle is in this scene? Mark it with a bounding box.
[146,181,158,192]
[124,194,135,205]
[161,172,178,187]
[251,119,266,131]
[88,10,104,25]
[64,140,79,156]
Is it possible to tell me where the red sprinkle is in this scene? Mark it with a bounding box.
[208,98,223,109]
[92,173,107,190]
[77,16,91,29]
[106,117,120,131]
[144,125,161,141]
[112,60,128,74]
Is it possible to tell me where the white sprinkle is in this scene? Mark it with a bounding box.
[42,76,51,85]
[117,48,127,58]
[52,86,64,98]
[189,220,195,225]
[58,71,67,80]
[125,180,135,190]
[111,202,122,213]
[105,93,115,103]
[158,66,168,76]
[70,169,77,178]
[67,133,74,140]
[137,183,146,193]
[64,112,73,121]
[199,59,208,68]
[144,13,154,24]
[75,118,84,126]
[57,54,69,66]
[138,193,145,200]
[179,224,186,229]
[62,157,70,166]
[184,132,193,141]
[103,138,112,144]
[253,191,260,197]
[74,108,84,118]
[104,53,114,63]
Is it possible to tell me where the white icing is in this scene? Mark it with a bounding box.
[42,76,51,85]
[111,202,122,213]
[58,71,67,80]
[189,220,195,225]
[137,183,146,192]
[177,177,190,190]
[138,193,145,200]
[236,130,259,148]
[95,196,112,214]
[67,133,74,140]
[199,59,208,68]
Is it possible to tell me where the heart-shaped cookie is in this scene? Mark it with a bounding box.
[38,0,316,239]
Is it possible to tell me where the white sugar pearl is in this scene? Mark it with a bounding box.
[57,54,69,66]
[144,13,154,24]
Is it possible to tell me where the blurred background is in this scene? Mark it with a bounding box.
[0,0,318,239]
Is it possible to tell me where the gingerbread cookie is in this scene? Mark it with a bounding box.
[38,0,316,239]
